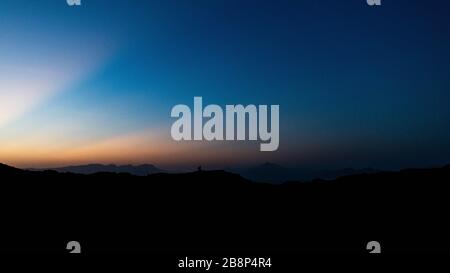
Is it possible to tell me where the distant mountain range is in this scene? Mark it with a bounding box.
[28,162,381,182]
[228,162,380,183]
[30,164,164,176]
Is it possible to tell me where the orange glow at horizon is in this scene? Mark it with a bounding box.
[0,129,276,169]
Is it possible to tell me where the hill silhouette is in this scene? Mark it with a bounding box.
[1,163,449,253]
[230,162,381,183]
[30,163,165,176]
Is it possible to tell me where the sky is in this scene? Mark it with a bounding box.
[0,0,449,170]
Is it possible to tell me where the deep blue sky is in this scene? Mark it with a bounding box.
[0,0,449,169]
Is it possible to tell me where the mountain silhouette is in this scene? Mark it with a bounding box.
[1,162,449,253]
[231,162,380,183]
[0,162,25,176]
[31,162,381,183]
[31,163,164,176]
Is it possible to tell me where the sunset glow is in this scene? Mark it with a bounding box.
[1,0,449,170]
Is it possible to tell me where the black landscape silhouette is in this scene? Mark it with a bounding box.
[1,162,449,253]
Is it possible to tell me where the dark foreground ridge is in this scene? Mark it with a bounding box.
[1,163,449,253]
